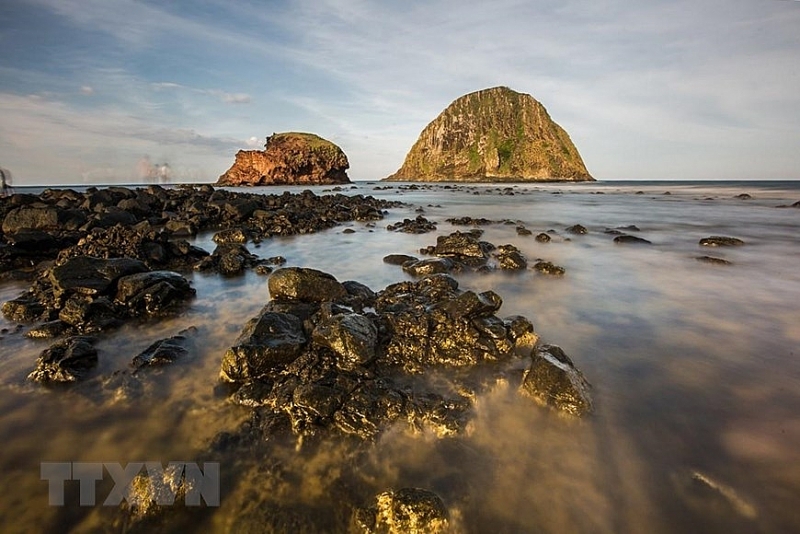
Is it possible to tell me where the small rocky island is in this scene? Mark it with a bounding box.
[385,86,593,182]
[217,132,351,186]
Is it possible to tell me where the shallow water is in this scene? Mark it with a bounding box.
[1,180,799,532]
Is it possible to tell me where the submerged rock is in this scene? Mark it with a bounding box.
[533,261,565,276]
[613,235,652,245]
[28,336,98,383]
[696,256,732,266]
[699,236,745,247]
[386,215,437,234]
[131,328,196,371]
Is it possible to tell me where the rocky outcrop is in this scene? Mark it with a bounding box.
[385,86,593,182]
[217,132,350,186]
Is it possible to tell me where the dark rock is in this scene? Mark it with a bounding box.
[446,216,496,226]
[95,207,138,228]
[699,236,745,247]
[516,226,533,236]
[312,313,378,370]
[566,224,588,235]
[58,295,122,332]
[50,256,149,301]
[382,254,418,266]
[495,244,528,270]
[2,207,86,234]
[115,271,195,316]
[402,257,457,277]
[386,215,437,233]
[164,219,197,237]
[519,344,592,416]
[28,336,98,383]
[696,256,732,266]
[614,235,652,245]
[212,227,249,244]
[353,488,449,534]
[1,295,46,323]
[268,267,348,303]
[734,193,752,200]
[533,261,565,276]
[434,231,487,259]
[25,320,73,339]
[220,311,307,382]
[131,328,196,370]
[535,232,551,243]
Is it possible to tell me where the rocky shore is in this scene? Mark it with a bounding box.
[0,184,593,532]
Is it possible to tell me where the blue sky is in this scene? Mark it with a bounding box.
[1,0,799,184]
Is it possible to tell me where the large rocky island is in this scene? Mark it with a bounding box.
[385,86,593,182]
[217,132,351,186]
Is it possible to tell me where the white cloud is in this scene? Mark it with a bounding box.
[79,85,94,95]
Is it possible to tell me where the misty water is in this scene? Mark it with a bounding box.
[1,180,799,532]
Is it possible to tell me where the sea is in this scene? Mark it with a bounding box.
[1,180,799,533]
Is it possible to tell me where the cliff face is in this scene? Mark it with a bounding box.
[385,87,593,182]
[217,132,350,186]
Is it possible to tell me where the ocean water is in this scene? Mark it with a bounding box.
[1,180,799,532]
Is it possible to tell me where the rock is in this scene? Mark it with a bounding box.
[614,235,652,245]
[384,86,593,182]
[699,236,745,247]
[212,228,249,244]
[1,295,45,322]
[195,243,263,276]
[2,207,87,234]
[535,232,552,243]
[353,488,450,534]
[131,328,195,370]
[311,313,378,370]
[734,193,752,200]
[28,336,98,383]
[267,267,348,303]
[434,231,488,260]
[382,254,418,266]
[25,320,73,339]
[220,311,308,382]
[217,132,350,186]
[696,256,732,266]
[402,257,457,277]
[115,271,195,316]
[50,256,149,301]
[495,244,527,270]
[58,295,122,332]
[533,261,565,276]
[519,344,592,416]
[566,224,588,235]
[516,226,533,236]
[386,215,437,233]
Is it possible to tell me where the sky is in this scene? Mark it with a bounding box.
[0,0,799,184]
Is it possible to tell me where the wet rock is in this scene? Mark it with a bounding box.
[402,257,457,277]
[519,344,592,416]
[434,231,488,260]
[115,271,195,316]
[50,256,149,300]
[535,232,552,243]
[566,224,588,235]
[494,244,527,270]
[614,235,652,245]
[386,215,437,233]
[58,295,122,332]
[699,236,745,247]
[382,254,418,266]
[195,243,263,276]
[734,193,752,200]
[696,256,732,266]
[2,206,87,234]
[28,336,98,383]
[25,320,73,339]
[533,261,565,276]
[212,227,249,244]
[220,311,307,382]
[94,206,138,228]
[131,328,196,370]
[516,226,533,236]
[446,216,496,226]
[312,313,378,371]
[268,267,348,303]
[353,488,450,534]
[1,295,45,323]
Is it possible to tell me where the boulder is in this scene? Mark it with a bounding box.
[311,313,378,370]
[519,344,592,416]
[28,336,98,383]
[699,236,745,247]
[131,328,195,370]
[267,267,348,303]
[220,311,307,382]
[50,256,149,300]
[115,271,195,316]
